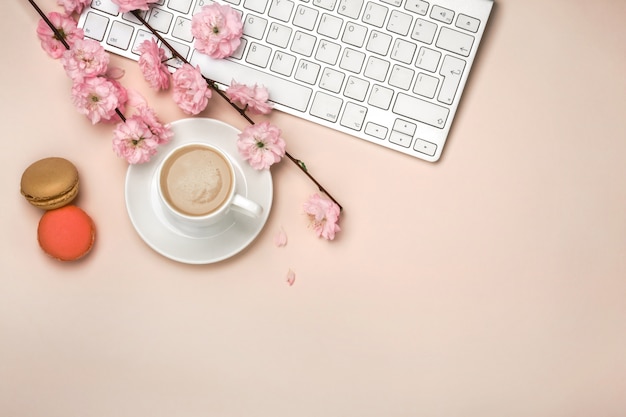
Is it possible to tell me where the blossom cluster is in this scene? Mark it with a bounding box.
[37,7,172,164]
[36,0,341,240]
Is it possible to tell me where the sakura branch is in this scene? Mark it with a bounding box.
[28,0,341,239]
[130,9,343,214]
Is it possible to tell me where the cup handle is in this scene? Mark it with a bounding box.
[231,194,263,218]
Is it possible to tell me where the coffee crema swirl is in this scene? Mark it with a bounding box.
[160,145,233,216]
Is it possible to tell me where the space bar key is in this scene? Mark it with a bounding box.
[190,52,313,113]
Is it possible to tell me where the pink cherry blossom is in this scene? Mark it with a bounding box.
[112,117,160,164]
[226,81,273,115]
[191,3,243,59]
[57,0,91,15]
[135,105,173,145]
[137,39,170,90]
[171,64,211,115]
[303,193,341,240]
[36,12,84,59]
[236,122,286,170]
[286,269,296,286]
[61,38,109,82]
[112,0,159,13]
[71,76,126,124]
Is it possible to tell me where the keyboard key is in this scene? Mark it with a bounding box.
[107,20,134,50]
[172,16,193,42]
[315,39,341,65]
[414,138,437,156]
[413,72,438,98]
[294,59,321,84]
[82,12,109,41]
[393,93,449,128]
[364,56,389,82]
[343,75,369,101]
[337,0,363,19]
[415,46,440,72]
[411,18,437,44]
[387,10,412,36]
[246,42,272,67]
[368,84,393,110]
[393,119,417,136]
[293,5,319,30]
[364,122,387,139]
[310,91,343,122]
[148,8,173,33]
[121,10,147,25]
[318,13,343,39]
[268,0,294,21]
[191,51,313,112]
[168,0,193,13]
[243,14,268,39]
[340,102,367,130]
[436,26,474,57]
[404,0,428,15]
[270,50,297,75]
[362,2,388,27]
[319,67,345,93]
[430,5,454,24]
[291,31,317,56]
[313,0,337,11]
[266,22,292,48]
[388,64,414,90]
[339,48,365,73]
[438,54,465,104]
[341,21,368,47]
[389,130,412,147]
[244,0,269,13]
[390,38,417,64]
[456,14,480,33]
[366,30,392,55]
[381,0,401,7]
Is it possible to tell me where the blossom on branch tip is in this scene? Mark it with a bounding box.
[36,12,84,59]
[303,193,341,240]
[191,3,243,59]
[237,122,286,170]
[171,64,211,115]
[137,39,170,90]
[71,76,127,124]
[61,38,109,82]
[226,81,273,115]
[112,0,159,13]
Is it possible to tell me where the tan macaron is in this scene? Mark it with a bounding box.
[20,157,79,210]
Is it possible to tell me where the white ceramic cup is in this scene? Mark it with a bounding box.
[157,142,262,235]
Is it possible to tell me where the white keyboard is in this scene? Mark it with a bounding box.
[78,0,493,162]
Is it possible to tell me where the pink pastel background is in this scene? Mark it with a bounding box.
[1,1,625,416]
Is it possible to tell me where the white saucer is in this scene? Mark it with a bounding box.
[125,118,273,264]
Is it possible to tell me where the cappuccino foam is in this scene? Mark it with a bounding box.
[160,145,233,216]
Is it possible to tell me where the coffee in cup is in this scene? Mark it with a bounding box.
[157,143,262,234]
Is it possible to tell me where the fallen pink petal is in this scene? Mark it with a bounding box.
[274,227,288,247]
[286,269,296,286]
